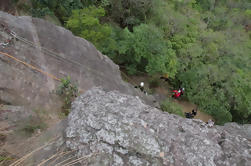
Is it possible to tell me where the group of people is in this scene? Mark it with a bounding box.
[134,80,215,125]
[134,79,215,125]
[134,80,186,99]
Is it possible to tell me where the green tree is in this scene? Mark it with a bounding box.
[112,24,178,76]
[107,0,153,30]
[30,0,83,21]
[66,7,112,51]
[24,0,251,125]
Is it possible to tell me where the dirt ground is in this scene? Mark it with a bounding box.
[125,73,213,122]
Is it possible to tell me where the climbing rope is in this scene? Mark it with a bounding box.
[0,22,118,94]
[0,51,60,81]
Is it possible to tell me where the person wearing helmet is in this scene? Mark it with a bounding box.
[179,88,185,96]
[134,82,147,95]
[139,82,144,92]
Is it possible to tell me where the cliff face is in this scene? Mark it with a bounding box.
[0,11,152,110]
[66,87,251,166]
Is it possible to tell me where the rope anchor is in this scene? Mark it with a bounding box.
[0,24,15,47]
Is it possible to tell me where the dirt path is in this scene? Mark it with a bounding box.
[175,100,213,122]
[124,73,213,122]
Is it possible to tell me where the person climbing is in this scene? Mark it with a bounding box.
[179,88,185,96]
[139,82,144,92]
[135,82,147,95]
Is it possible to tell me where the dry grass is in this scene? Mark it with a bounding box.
[7,135,98,166]
[47,150,76,166]
[9,136,59,166]
[0,150,15,166]
[60,152,98,166]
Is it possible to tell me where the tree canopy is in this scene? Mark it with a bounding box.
[16,0,251,124]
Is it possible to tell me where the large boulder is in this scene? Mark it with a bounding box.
[66,87,251,166]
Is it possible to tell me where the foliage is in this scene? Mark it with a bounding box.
[15,0,251,124]
[106,0,153,30]
[30,7,52,17]
[11,0,19,4]
[0,156,12,162]
[148,0,251,124]
[30,0,83,21]
[161,98,184,117]
[66,0,250,124]
[17,2,32,13]
[56,76,78,115]
[108,24,178,76]
[174,26,251,124]
[66,7,112,51]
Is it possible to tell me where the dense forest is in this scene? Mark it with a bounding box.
[13,0,251,124]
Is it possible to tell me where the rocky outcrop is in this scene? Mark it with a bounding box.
[0,11,156,161]
[66,87,251,166]
[0,11,153,110]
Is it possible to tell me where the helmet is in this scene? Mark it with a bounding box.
[140,82,144,87]
[178,90,181,93]
[182,88,185,91]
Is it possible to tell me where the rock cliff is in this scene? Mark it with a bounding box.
[0,11,155,162]
[66,87,251,166]
[0,11,153,110]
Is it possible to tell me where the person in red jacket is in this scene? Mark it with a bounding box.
[172,89,181,99]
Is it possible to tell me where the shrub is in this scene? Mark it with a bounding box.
[111,24,178,76]
[30,7,53,17]
[56,76,78,115]
[0,156,12,162]
[161,98,184,117]
[66,7,113,51]
[107,0,153,30]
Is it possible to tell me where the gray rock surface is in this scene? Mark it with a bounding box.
[0,11,156,162]
[66,87,251,166]
[0,11,154,110]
